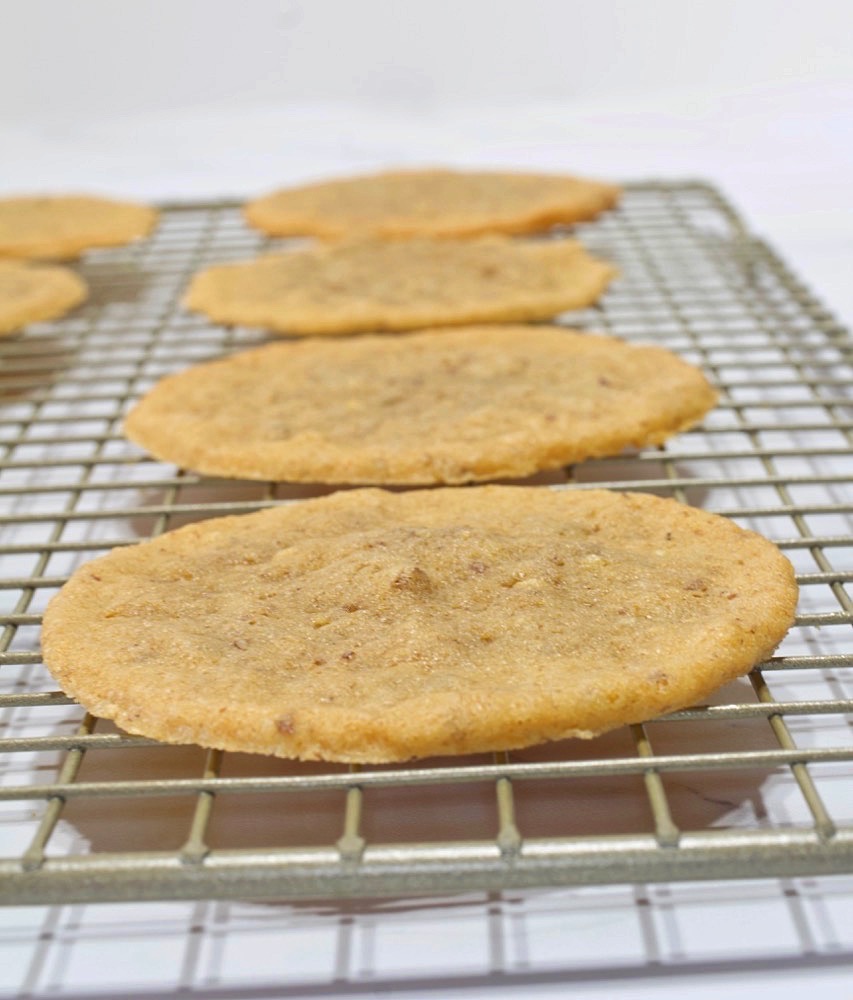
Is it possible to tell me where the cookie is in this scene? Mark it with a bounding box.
[185,236,616,335]
[41,486,798,763]
[123,325,717,484]
[244,168,620,240]
[0,260,87,335]
[0,195,158,259]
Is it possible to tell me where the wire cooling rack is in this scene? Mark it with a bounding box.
[0,182,851,906]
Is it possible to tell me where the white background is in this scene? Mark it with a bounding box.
[1,1,853,997]
[2,0,851,119]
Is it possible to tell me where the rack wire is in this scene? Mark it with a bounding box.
[0,182,851,905]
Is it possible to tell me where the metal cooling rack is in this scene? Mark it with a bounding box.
[0,182,851,905]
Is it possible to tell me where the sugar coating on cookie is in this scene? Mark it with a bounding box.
[0,260,87,335]
[185,236,616,335]
[124,325,718,484]
[41,486,798,763]
[0,195,158,259]
[244,168,621,240]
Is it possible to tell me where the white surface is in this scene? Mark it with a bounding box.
[3,882,853,997]
[2,1,853,994]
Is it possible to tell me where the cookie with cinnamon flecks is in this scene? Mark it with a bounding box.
[41,486,797,762]
[0,260,87,335]
[0,195,157,259]
[184,236,615,335]
[124,324,717,484]
[244,167,620,239]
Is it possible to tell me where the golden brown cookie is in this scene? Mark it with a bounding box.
[0,195,158,259]
[244,168,620,240]
[0,260,87,335]
[185,236,616,335]
[123,325,718,484]
[41,486,798,763]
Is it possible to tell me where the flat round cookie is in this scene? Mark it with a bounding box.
[0,195,158,259]
[41,487,798,763]
[0,260,87,335]
[244,168,621,240]
[185,236,616,335]
[123,325,718,484]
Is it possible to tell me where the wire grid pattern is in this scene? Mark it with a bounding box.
[0,182,851,906]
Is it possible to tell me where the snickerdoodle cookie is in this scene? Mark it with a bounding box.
[0,260,87,334]
[185,236,615,335]
[41,486,797,762]
[244,168,620,240]
[0,195,158,259]
[124,325,717,484]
